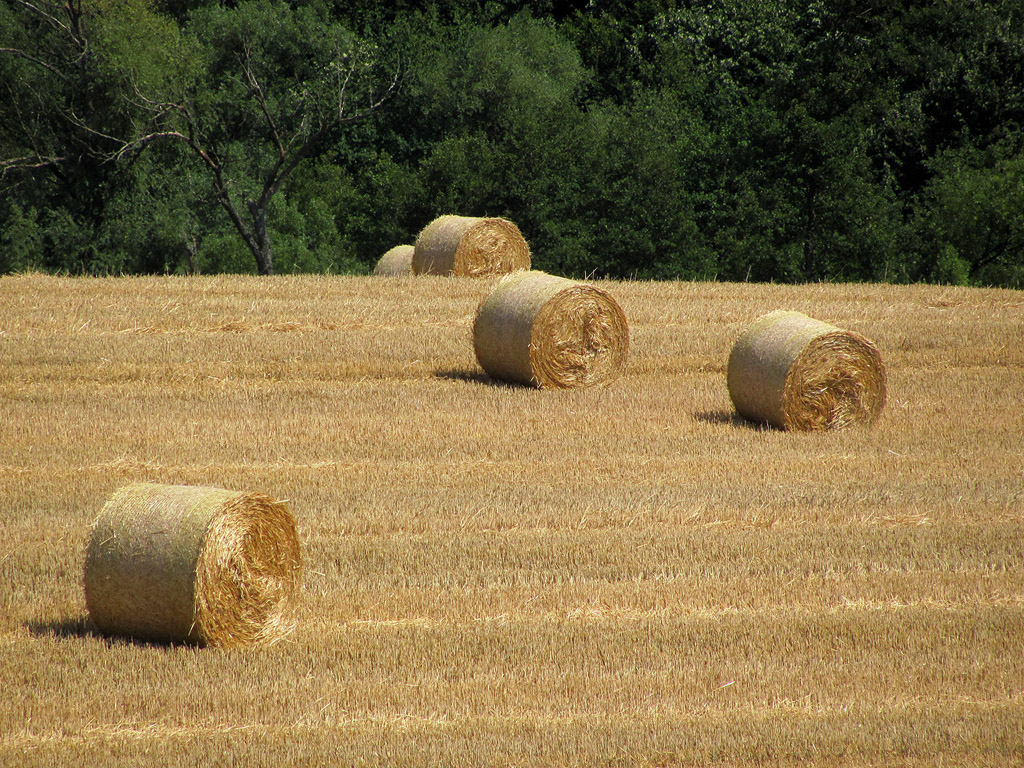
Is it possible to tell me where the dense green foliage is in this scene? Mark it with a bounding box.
[2,0,1023,284]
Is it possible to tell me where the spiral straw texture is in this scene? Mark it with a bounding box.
[84,483,302,647]
[727,310,887,430]
[473,270,629,388]
[412,215,531,276]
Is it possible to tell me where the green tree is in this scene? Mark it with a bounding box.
[643,1,918,281]
[0,201,43,272]
[1,0,192,273]
[4,0,1024,284]
[119,0,399,274]
[920,142,1024,287]
[2,0,398,275]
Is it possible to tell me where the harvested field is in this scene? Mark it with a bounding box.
[1,273,1022,766]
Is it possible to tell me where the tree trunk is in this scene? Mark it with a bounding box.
[803,180,817,278]
[247,199,274,275]
[183,234,200,275]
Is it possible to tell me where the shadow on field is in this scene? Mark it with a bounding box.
[26,615,97,640]
[693,409,772,430]
[26,617,191,648]
[433,368,529,389]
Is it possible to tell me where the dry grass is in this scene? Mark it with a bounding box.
[1,273,1022,766]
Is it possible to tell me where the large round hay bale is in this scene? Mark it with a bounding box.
[412,215,531,276]
[373,244,414,276]
[727,310,887,431]
[473,270,629,389]
[84,483,302,647]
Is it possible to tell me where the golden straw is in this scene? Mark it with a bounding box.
[413,215,531,276]
[727,310,887,430]
[473,270,629,388]
[84,483,302,647]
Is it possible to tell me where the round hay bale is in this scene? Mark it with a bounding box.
[373,244,415,276]
[84,483,302,647]
[473,270,629,389]
[412,215,531,276]
[727,310,887,431]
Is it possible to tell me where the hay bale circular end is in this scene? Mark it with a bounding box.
[727,310,887,430]
[474,270,629,389]
[413,215,531,277]
[373,244,415,276]
[84,483,302,648]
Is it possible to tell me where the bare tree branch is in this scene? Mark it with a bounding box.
[10,0,71,37]
[258,59,401,207]
[336,55,355,121]
[162,104,259,254]
[337,61,402,125]
[62,110,128,151]
[112,131,189,161]
[239,48,285,161]
[0,47,72,83]
[0,154,64,180]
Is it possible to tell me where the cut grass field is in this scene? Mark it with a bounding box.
[1,273,1022,766]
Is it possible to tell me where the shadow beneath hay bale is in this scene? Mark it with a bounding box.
[26,617,197,648]
[693,410,776,431]
[433,369,531,389]
[25,615,98,640]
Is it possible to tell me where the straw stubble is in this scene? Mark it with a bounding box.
[83,483,302,647]
[3,274,1022,767]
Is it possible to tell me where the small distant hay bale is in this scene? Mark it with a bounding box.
[84,483,302,647]
[412,215,531,276]
[373,244,414,276]
[727,310,887,430]
[473,270,629,389]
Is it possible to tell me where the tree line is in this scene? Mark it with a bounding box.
[2,0,1022,286]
